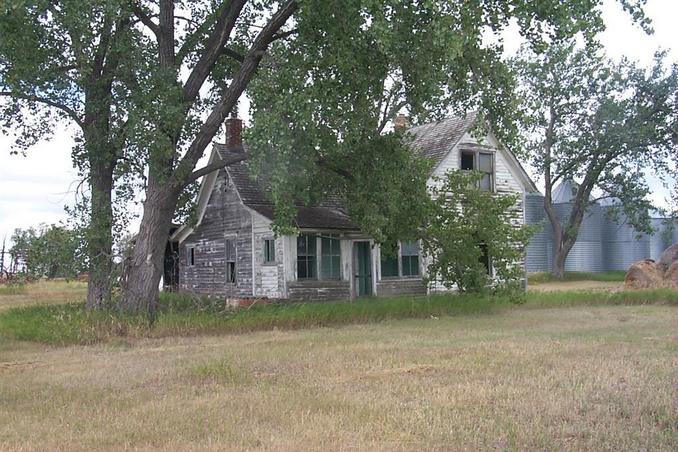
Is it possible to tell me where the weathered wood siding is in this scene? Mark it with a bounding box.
[427,132,527,293]
[251,213,285,298]
[179,170,253,297]
[287,280,351,301]
[376,278,426,297]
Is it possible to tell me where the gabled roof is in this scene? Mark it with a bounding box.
[408,113,538,192]
[172,113,539,242]
[408,112,478,169]
[217,144,357,230]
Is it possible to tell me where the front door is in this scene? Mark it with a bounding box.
[354,241,372,297]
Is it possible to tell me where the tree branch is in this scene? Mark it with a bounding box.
[183,153,249,188]
[182,0,247,105]
[173,0,298,189]
[270,27,298,42]
[0,91,84,129]
[128,1,159,36]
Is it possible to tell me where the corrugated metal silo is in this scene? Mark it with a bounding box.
[602,208,651,271]
[556,203,604,272]
[524,193,551,273]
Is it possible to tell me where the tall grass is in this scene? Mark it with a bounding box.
[528,271,627,284]
[1,288,676,346]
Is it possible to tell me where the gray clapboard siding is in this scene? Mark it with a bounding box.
[376,278,426,297]
[179,170,254,297]
[287,280,351,301]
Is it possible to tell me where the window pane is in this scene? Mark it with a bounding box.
[461,152,475,170]
[381,257,398,277]
[297,235,317,279]
[225,239,236,261]
[264,239,275,263]
[320,236,341,279]
[479,174,491,191]
[402,255,419,276]
[478,153,493,173]
[401,241,419,257]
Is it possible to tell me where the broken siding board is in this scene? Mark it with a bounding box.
[179,170,254,297]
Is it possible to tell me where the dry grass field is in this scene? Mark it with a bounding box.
[0,281,676,450]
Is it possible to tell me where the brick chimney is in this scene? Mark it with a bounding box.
[224,117,243,148]
[394,113,409,132]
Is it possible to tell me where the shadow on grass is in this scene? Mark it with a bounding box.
[1,288,676,346]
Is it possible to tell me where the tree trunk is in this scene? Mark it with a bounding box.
[119,183,177,317]
[86,159,114,309]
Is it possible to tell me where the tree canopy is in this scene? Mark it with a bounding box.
[514,40,678,277]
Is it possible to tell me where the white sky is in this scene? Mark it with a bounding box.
[0,0,676,242]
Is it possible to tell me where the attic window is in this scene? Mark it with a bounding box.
[461,151,475,170]
[460,150,494,191]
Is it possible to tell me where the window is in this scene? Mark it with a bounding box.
[225,238,236,284]
[479,242,491,275]
[401,241,420,276]
[263,239,275,263]
[320,234,341,279]
[188,247,195,266]
[297,234,317,279]
[380,241,399,277]
[379,241,420,278]
[460,150,494,191]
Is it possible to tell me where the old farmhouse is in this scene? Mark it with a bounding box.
[169,114,538,300]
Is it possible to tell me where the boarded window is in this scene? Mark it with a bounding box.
[226,238,236,284]
[263,239,275,263]
[188,247,195,266]
[297,234,317,279]
[320,234,341,279]
[401,241,420,276]
[380,241,399,278]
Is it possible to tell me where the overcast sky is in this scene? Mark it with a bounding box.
[1,0,677,242]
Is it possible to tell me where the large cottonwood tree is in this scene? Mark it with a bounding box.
[514,42,678,278]
[0,0,137,307]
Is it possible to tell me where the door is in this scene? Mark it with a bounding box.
[354,241,372,297]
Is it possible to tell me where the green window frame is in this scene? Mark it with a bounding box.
[401,241,420,276]
[263,239,275,263]
[297,234,317,279]
[320,234,341,279]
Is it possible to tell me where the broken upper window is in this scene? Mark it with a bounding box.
[225,238,236,284]
[460,150,494,191]
[188,247,195,266]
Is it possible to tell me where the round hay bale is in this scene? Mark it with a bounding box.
[665,262,678,288]
[657,243,678,273]
[625,259,663,289]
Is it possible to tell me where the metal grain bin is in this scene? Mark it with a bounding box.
[525,193,551,273]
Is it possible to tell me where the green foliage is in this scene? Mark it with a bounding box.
[245,0,617,242]
[422,170,535,294]
[514,41,678,256]
[2,288,677,346]
[10,224,87,279]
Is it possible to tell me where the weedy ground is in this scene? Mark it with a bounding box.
[0,279,676,450]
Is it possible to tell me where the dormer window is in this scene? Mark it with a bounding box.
[460,150,494,191]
